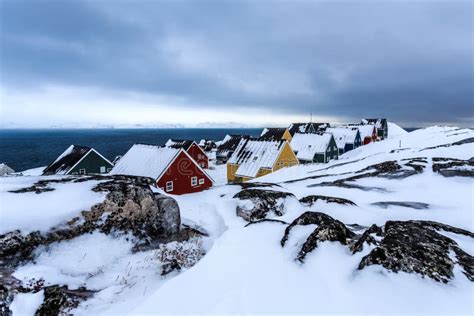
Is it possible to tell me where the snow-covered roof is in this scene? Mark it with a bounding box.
[228,139,286,178]
[326,127,359,149]
[165,139,194,150]
[362,118,387,129]
[356,125,376,139]
[288,122,329,136]
[216,135,250,157]
[290,133,333,161]
[0,163,14,176]
[110,144,181,179]
[259,128,288,140]
[43,145,93,175]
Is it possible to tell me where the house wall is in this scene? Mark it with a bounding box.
[157,151,212,195]
[69,151,113,175]
[314,153,325,163]
[325,137,339,162]
[227,163,240,183]
[187,143,209,168]
[281,129,293,142]
[273,142,299,171]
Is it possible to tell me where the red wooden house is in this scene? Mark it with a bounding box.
[165,139,209,169]
[110,144,213,195]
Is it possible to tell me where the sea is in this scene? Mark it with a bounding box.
[0,128,262,171]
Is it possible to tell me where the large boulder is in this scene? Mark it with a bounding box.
[233,189,296,222]
[281,211,355,262]
[358,220,474,283]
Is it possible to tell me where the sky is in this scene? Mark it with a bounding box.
[0,0,472,128]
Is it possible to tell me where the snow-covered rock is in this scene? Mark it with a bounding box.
[0,163,14,176]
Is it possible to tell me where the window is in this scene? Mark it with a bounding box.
[166,181,173,192]
[191,176,198,186]
[199,178,205,185]
[79,168,86,175]
[100,166,106,173]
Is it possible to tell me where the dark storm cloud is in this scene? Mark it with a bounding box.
[0,0,472,125]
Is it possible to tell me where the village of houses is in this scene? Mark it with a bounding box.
[39,119,388,195]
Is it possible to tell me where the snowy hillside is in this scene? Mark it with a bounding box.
[1,124,473,315]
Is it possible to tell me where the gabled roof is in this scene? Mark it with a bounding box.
[110,144,213,183]
[43,145,108,175]
[110,144,181,180]
[228,139,286,178]
[199,139,216,151]
[259,128,288,140]
[362,118,387,128]
[355,125,376,139]
[164,139,194,151]
[290,133,333,161]
[288,122,330,136]
[216,135,251,156]
[325,127,360,149]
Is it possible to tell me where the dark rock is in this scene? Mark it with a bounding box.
[280,212,355,262]
[244,218,289,227]
[432,157,474,177]
[421,137,474,151]
[299,195,356,206]
[0,284,13,316]
[35,285,94,316]
[371,201,430,210]
[351,224,383,253]
[1,175,181,265]
[234,182,282,189]
[358,220,474,283]
[233,189,295,222]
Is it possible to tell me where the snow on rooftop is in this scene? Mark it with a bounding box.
[290,133,333,161]
[109,144,180,179]
[228,139,285,178]
[326,127,358,149]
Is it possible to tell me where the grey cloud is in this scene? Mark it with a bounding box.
[0,0,472,125]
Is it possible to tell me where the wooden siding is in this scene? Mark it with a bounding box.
[69,151,113,175]
[157,151,212,195]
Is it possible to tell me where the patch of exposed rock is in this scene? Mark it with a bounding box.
[432,157,474,177]
[299,195,356,206]
[371,201,429,210]
[280,211,355,262]
[35,285,94,316]
[357,220,474,283]
[233,189,296,222]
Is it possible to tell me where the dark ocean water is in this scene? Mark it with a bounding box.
[0,128,262,171]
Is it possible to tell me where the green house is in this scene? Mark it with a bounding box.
[43,145,114,175]
[290,133,339,164]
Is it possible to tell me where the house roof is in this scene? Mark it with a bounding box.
[259,127,288,140]
[362,118,387,128]
[43,145,93,175]
[290,133,333,161]
[164,139,194,150]
[110,144,181,179]
[216,135,250,156]
[199,139,216,151]
[356,125,376,139]
[288,122,330,136]
[325,127,359,149]
[228,139,286,178]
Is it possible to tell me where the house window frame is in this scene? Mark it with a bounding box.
[166,181,174,192]
[191,176,198,186]
[100,166,106,173]
[199,178,205,185]
[79,168,86,175]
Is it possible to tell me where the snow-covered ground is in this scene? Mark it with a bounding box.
[1,124,473,315]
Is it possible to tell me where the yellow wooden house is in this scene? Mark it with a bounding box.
[226,138,299,183]
[259,128,293,142]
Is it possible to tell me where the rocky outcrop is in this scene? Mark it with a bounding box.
[280,212,355,262]
[234,189,296,222]
[358,220,474,283]
[1,175,181,265]
[432,157,474,177]
[299,195,356,206]
[35,285,94,316]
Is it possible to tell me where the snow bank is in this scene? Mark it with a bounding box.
[0,178,107,234]
[387,122,407,138]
